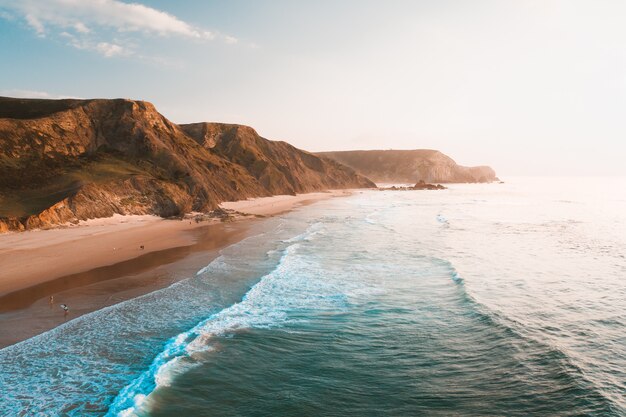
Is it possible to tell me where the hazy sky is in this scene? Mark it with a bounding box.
[1,0,625,176]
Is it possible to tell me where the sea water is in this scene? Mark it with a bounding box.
[0,177,624,416]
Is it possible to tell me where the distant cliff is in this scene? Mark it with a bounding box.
[0,97,373,232]
[316,150,498,184]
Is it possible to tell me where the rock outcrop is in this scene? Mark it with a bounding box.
[316,149,498,184]
[411,181,447,190]
[0,97,373,232]
[380,181,447,191]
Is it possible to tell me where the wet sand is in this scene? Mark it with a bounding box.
[220,190,352,216]
[0,220,257,347]
[0,214,207,296]
[0,190,352,348]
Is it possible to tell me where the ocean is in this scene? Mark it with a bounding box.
[0,177,624,416]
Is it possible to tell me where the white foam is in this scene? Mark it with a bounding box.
[106,222,344,417]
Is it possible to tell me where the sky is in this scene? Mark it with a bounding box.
[1,0,625,176]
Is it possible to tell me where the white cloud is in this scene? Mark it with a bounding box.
[0,9,13,20]
[0,0,237,57]
[73,22,90,34]
[24,13,44,36]
[96,41,127,57]
[0,0,214,38]
[0,89,80,99]
[60,31,132,57]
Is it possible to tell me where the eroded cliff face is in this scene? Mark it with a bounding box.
[316,150,498,184]
[0,97,373,232]
[181,123,375,195]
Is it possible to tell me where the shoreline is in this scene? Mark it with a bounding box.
[0,190,352,348]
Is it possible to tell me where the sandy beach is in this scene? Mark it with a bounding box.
[220,190,352,216]
[0,190,351,347]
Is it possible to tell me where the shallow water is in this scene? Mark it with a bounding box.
[1,177,624,416]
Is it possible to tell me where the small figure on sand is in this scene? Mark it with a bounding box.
[49,295,54,304]
[60,304,69,317]
[140,245,145,250]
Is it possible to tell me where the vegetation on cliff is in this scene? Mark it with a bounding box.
[0,97,373,232]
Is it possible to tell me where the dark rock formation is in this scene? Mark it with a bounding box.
[0,97,374,232]
[381,181,446,192]
[411,181,446,190]
[317,149,498,184]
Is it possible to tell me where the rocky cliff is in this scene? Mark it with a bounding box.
[0,97,373,232]
[316,150,498,184]
[181,123,373,195]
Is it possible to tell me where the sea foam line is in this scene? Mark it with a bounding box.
[106,224,328,417]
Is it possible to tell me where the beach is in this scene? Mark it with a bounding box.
[0,190,351,347]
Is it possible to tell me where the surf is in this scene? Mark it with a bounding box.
[106,223,344,416]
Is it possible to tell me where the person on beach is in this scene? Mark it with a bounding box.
[49,295,54,304]
[60,304,69,317]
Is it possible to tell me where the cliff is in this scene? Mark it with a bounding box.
[316,150,498,184]
[181,123,374,195]
[0,97,373,232]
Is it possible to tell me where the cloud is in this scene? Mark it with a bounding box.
[1,0,214,39]
[223,35,238,45]
[96,42,127,57]
[0,89,80,99]
[24,13,44,36]
[0,0,237,58]
[0,9,13,20]
[60,31,132,58]
[73,22,90,34]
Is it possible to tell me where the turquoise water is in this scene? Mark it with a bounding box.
[1,177,625,416]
